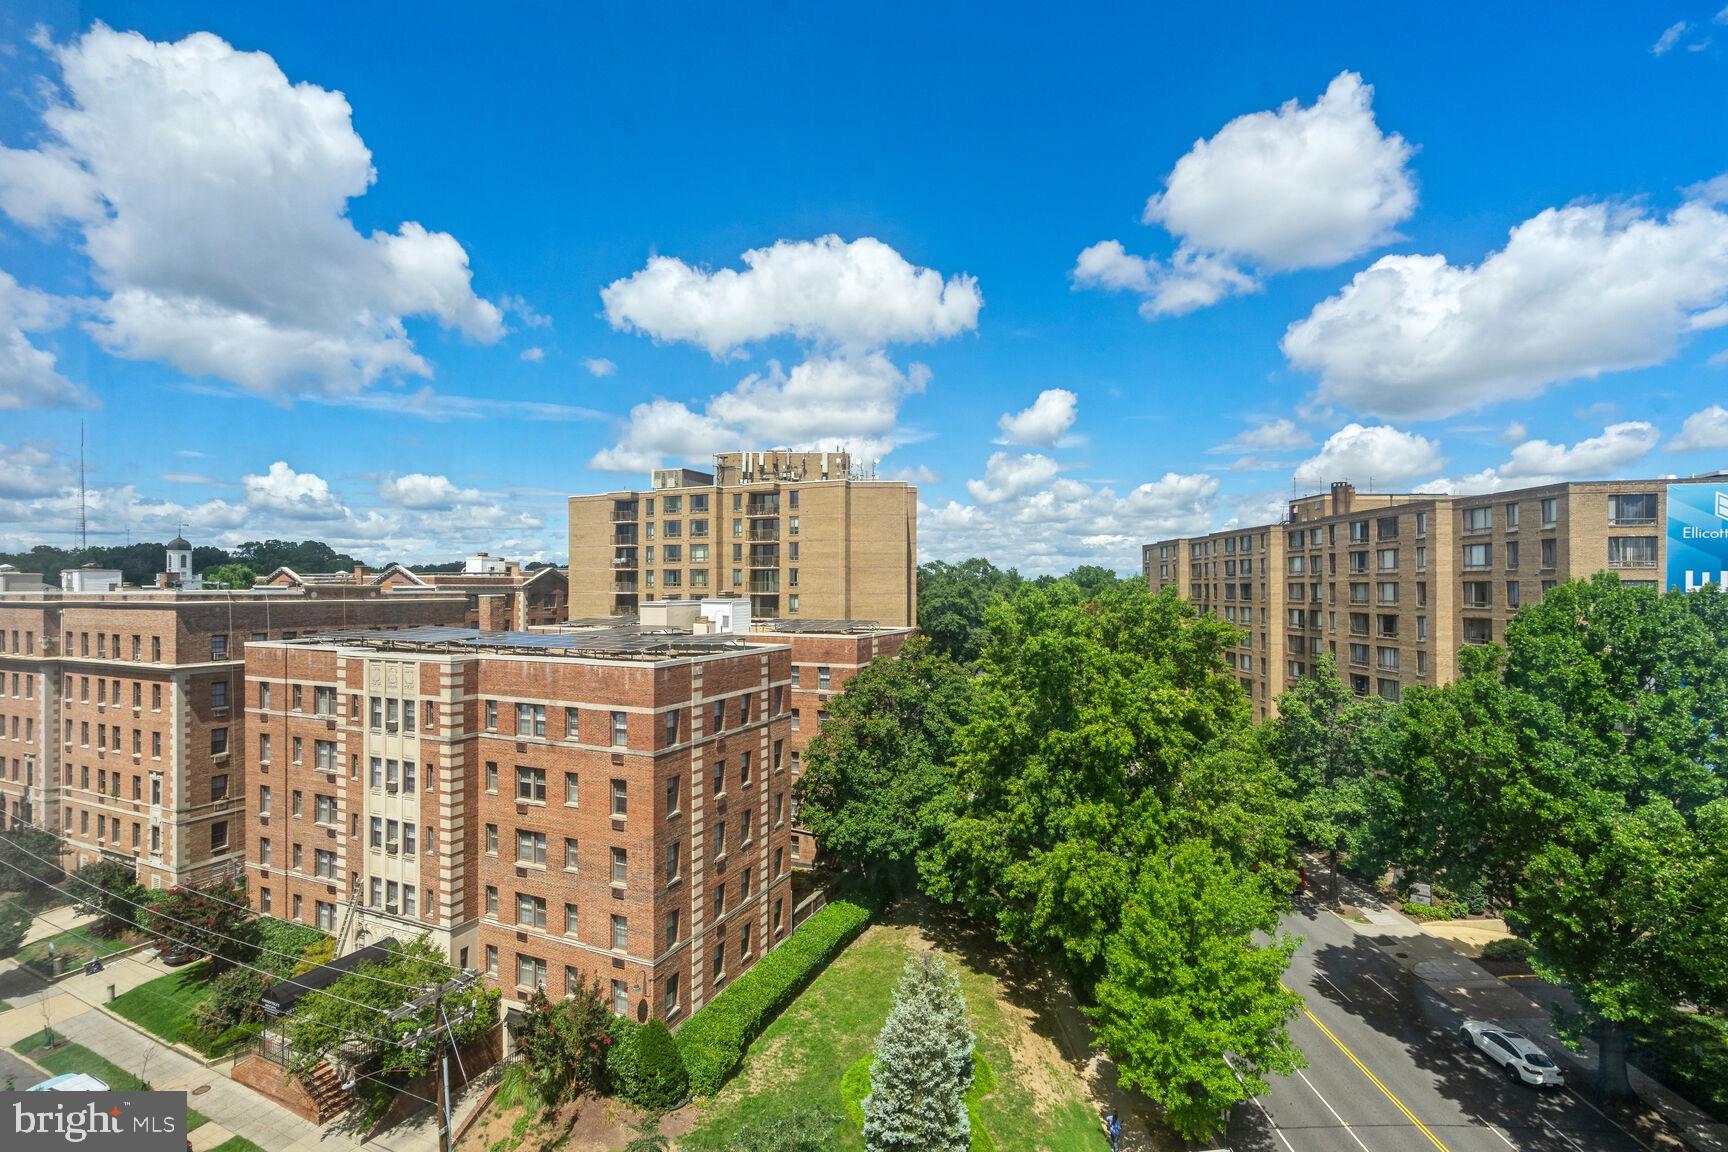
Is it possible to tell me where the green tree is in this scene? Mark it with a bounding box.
[1090,841,1303,1140]
[916,558,1021,664]
[1034,563,1130,597]
[0,898,28,957]
[1267,655,1391,900]
[0,825,65,901]
[203,562,257,590]
[66,858,144,936]
[924,581,1259,980]
[284,936,497,1080]
[514,981,613,1112]
[1388,576,1728,1096]
[863,952,974,1152]
[142,876,260,971]
[720,1109,840,1152]
[797,637,972,890]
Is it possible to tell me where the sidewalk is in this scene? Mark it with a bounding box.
[1311,858,1728,1152]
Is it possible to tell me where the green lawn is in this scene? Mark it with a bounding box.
[209,1138,266,1152]
[681,915,1108,1152]
[107,960,214,1042]
[188,1108,211,1132]
[14,927,137,973]
[14,1029,149,1090]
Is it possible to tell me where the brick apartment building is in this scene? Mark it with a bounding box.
[1144,478,1702,719]
[243,609,796,1026]
[567,450,917,627]
[262,553,568,632]
[0,559,465,888]
[537,604,914,869]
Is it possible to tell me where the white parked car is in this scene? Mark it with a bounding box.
[1460,1020,1565,1087]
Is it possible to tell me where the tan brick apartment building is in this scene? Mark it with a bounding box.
[0,581,465,887]
[262,554,568,632]
[567,451,917,627]
[243,617,796,1026]
[1145,479,1684,719]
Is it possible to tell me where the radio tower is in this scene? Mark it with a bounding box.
[78,421,87,551]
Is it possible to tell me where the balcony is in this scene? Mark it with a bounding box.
[612,527,639,546]
[614,577,639,593]
[749,574,781,594]
[747,523,780,541]
[611,504,639,522]
[746,496,781,518]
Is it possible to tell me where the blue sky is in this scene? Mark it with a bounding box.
[2,3,1727,573]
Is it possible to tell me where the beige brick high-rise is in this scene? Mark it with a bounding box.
[1146,479,1685,720]
[568,451,917,626]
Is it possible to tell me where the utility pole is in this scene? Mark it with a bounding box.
[391,969,478,1152]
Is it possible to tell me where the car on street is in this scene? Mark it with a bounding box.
[1460,1020,1565,1087]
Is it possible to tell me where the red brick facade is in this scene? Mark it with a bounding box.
[245,630,795,1027]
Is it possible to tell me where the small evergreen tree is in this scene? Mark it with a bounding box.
[862,952,973,1152]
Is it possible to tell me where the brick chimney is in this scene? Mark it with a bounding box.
[1330,481,1356,515]
[477,593,509,632]
[352,564,369,581]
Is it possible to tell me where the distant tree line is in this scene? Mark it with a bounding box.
[0,539,366,587]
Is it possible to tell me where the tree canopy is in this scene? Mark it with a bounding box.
[915,558,1022,664]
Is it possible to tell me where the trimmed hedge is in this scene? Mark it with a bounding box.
[676,895,877,1095]
[1479,937,1532,963]
[607,1017,687,1110]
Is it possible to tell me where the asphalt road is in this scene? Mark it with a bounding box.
[1225,902,1652,1152]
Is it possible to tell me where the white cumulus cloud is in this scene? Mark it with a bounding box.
[600,235,981,357]
[966,452,1062,505]
[381,473,483,511]
[0,270,88,409]
[1293,423,1444,490]
[0,25,503,399]
[1074,72,1416,316]
[996,388,1080,447]
[1670,405,1728,452]
[583,357,616,377]
[1283,189,1728,419]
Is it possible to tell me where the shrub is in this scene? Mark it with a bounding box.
[676,896,877,1096]
[607,1018,687,1110]
[0,900,27,958]
[254,917,330,978]
[515,984,613,1111]
[842,1053,996,1152]
[1399,900,1456,922]
[67,859,144,937]
[1480,937,1532,963]
[194,967,271,1035]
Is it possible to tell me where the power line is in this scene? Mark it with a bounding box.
[0,854,404,1022]
[0,821,427,997]
[0,895,440,1110]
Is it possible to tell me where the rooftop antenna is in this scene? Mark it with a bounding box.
[78,421,87,551]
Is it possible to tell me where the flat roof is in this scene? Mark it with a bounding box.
[277,623,768,661]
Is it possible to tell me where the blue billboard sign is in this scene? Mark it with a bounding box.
[1667,482,1728,591]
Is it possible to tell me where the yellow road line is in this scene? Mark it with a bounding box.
[1287,984,1453,1152]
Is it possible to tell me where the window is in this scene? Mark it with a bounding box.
[1376,582,1398,605]
[314,794,337,824]
[211,634,228,659]
[210,727,228,755]
[1508,581,1522,609]
[516,765,547,802]
[611,778,628,817]
[315,849,337,879]
[564,836,579,870]
[210,821,229,851]
[611,711,628,746]
[1463,543,1492,570]
[516,954,547,990]
[611,914,629,952]
[1609,493,1657,525]
[516,703,546,737]
[817,666,831,691]
[712,882,726,918]
[791,708,801,731]
[1541,497,1558,528]
[665,839,681,882]
[485,700,498,730]
[1608,536,1657,569]
[665,774,680,814]
[370,816,384,848]
[259,785,272,814]
[1464,618,1494,644]
[1541,538,1557,570]
[370,757,384,788]
[1464,506,1492,533]
[565,708,580,738]
[611,846,628,885]
[403,761,416,792]
[211,681,228,709]
[1463,581,1493,609]
[485,761,499,792]
[516,829,548,866]
[485,823,499,854]
[516,892,547,929]
[1376,548,1397,572]
[486,885,499,915]
[1505,541,1520,569]
[485,945,498,976]
[210,773,229,801]
[564,772,579,806]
